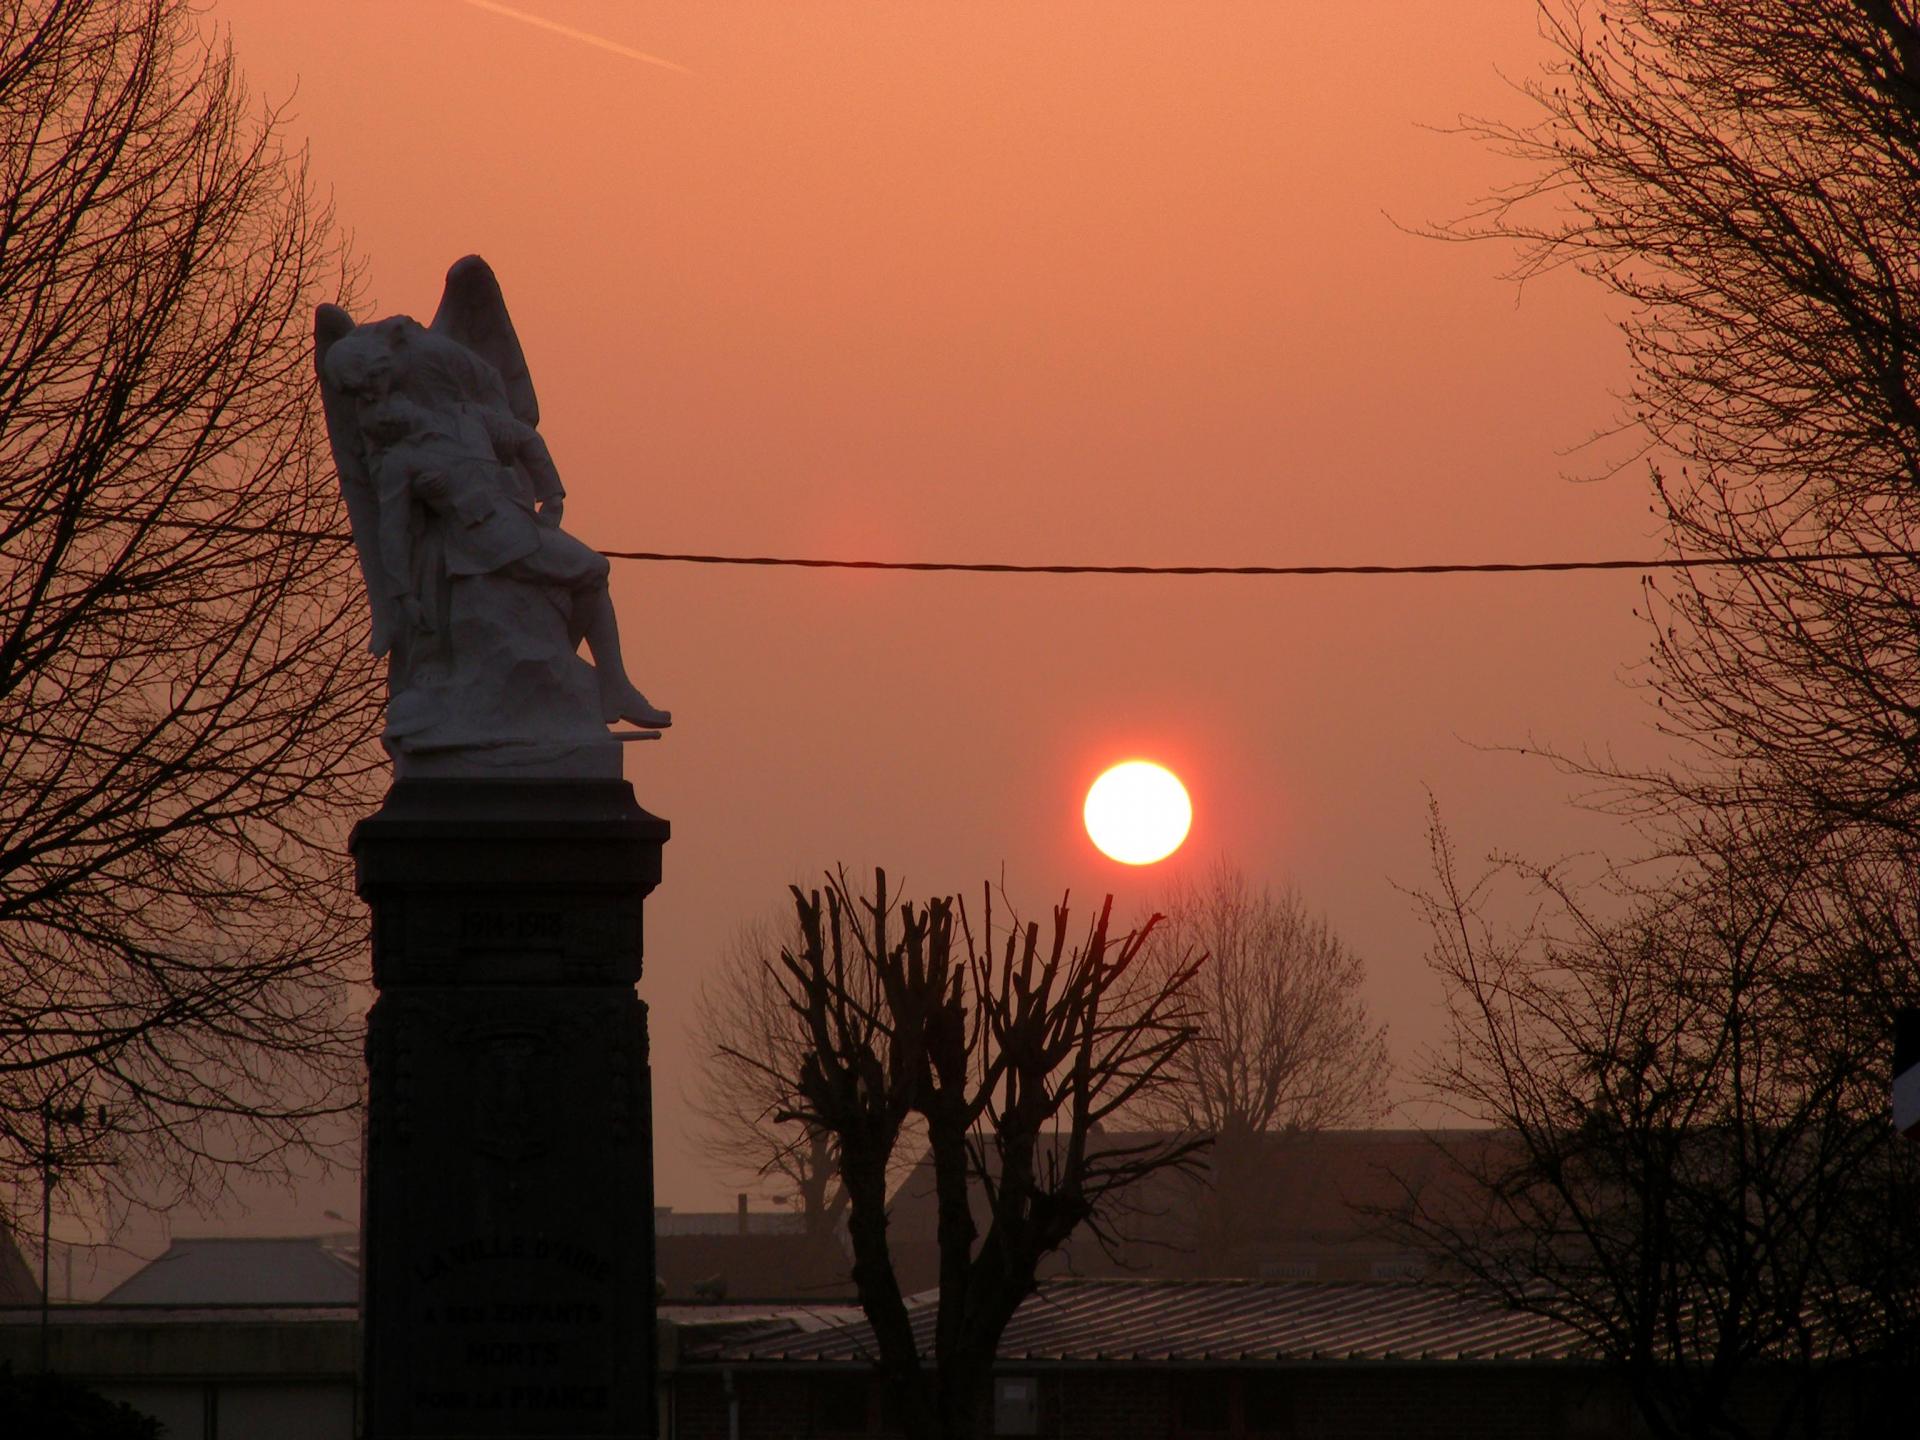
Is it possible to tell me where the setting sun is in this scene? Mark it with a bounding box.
[1083,761,1193,865]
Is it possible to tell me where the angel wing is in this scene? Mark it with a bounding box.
[430,255,540,427]
[314,303,400,658]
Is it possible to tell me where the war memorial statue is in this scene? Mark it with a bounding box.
[318,254,669,776]
[324,257,667,1438]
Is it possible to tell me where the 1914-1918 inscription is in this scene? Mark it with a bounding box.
[460,908,564,949]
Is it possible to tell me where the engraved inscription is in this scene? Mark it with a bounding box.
[408,1233,618,1420]
[460,908,564,951]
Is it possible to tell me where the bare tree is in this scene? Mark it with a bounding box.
[1130,862,1389,1270]
[1406,11,1920,1428]
[688,912,852,1240]
[1448,0,1920,851]
[1138,862,1388,1137]
[0,0,379,1233]
[1405,807,1920,1440]
[748,869,1205,1440]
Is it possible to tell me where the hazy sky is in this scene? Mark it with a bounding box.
[192,0,1673,1228]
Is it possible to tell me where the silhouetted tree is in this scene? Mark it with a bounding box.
[1405,807,1920,1440]
[1132,862,1388,1268]
[689,912,857,1242]
[0,0,378,1234]
[742,869,1205,1440]
[1451,0,1920,852]
[1403,10,1920,1428]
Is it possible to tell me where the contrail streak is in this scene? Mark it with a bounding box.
[456,0,693,75]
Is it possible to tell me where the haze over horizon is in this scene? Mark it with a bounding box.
[59,0,1682,1289]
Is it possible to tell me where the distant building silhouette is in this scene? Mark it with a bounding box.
[880,1128,1502,1291]
[0,1229,38,1303]
[653,1130,1505,1303]
[102,1235,359,1306]
[655,1196,853,1302]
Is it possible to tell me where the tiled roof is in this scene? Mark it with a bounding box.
[0,1305,357,1324]
[681,1279,1586,1367]
[662,1301,867,1335]
[101,1237,360,1305]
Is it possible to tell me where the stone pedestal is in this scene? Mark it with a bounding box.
[353,780,667,1438]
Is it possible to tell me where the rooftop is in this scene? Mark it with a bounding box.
[681,1278,1585,1368]
[101,1236,359,1306]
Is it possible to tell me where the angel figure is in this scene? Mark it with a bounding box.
[316,257,669,767]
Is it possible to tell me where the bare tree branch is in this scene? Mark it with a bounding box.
[688,903,897,1241]
[1134,860,1389,1140]
[1401,803,1920,1440]
[0,0,380,1237]
[1442,1,1920,855]
[1411,7,1920,1429]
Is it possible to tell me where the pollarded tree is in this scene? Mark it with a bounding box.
[688,904,940,1294]
[0,0,380,1230]
[747,869,1205,1440]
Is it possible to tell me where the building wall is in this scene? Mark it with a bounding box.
[657,1233,854,1302]
[0,1233,39,1303]
[663,1366,1618,1440]
[92,1381,355,1440]
[664,1363,1902,1440]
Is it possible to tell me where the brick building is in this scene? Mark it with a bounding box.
[656,1198,853,1302]
[879,1129,1502,1290]
[657,1128,1496,1302]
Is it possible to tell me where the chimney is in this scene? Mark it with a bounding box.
[737,1193,748,1236]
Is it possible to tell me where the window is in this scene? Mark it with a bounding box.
[993,1374,1040,1436]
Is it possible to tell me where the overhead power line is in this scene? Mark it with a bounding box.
[598,547,1916,577]
[5,506,1913,576]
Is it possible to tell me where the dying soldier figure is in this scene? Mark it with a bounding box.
[316,257,669,769]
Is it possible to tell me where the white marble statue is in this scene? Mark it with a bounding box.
[316,256,670,776]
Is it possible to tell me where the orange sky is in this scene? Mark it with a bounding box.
[186,0,1672,1230]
